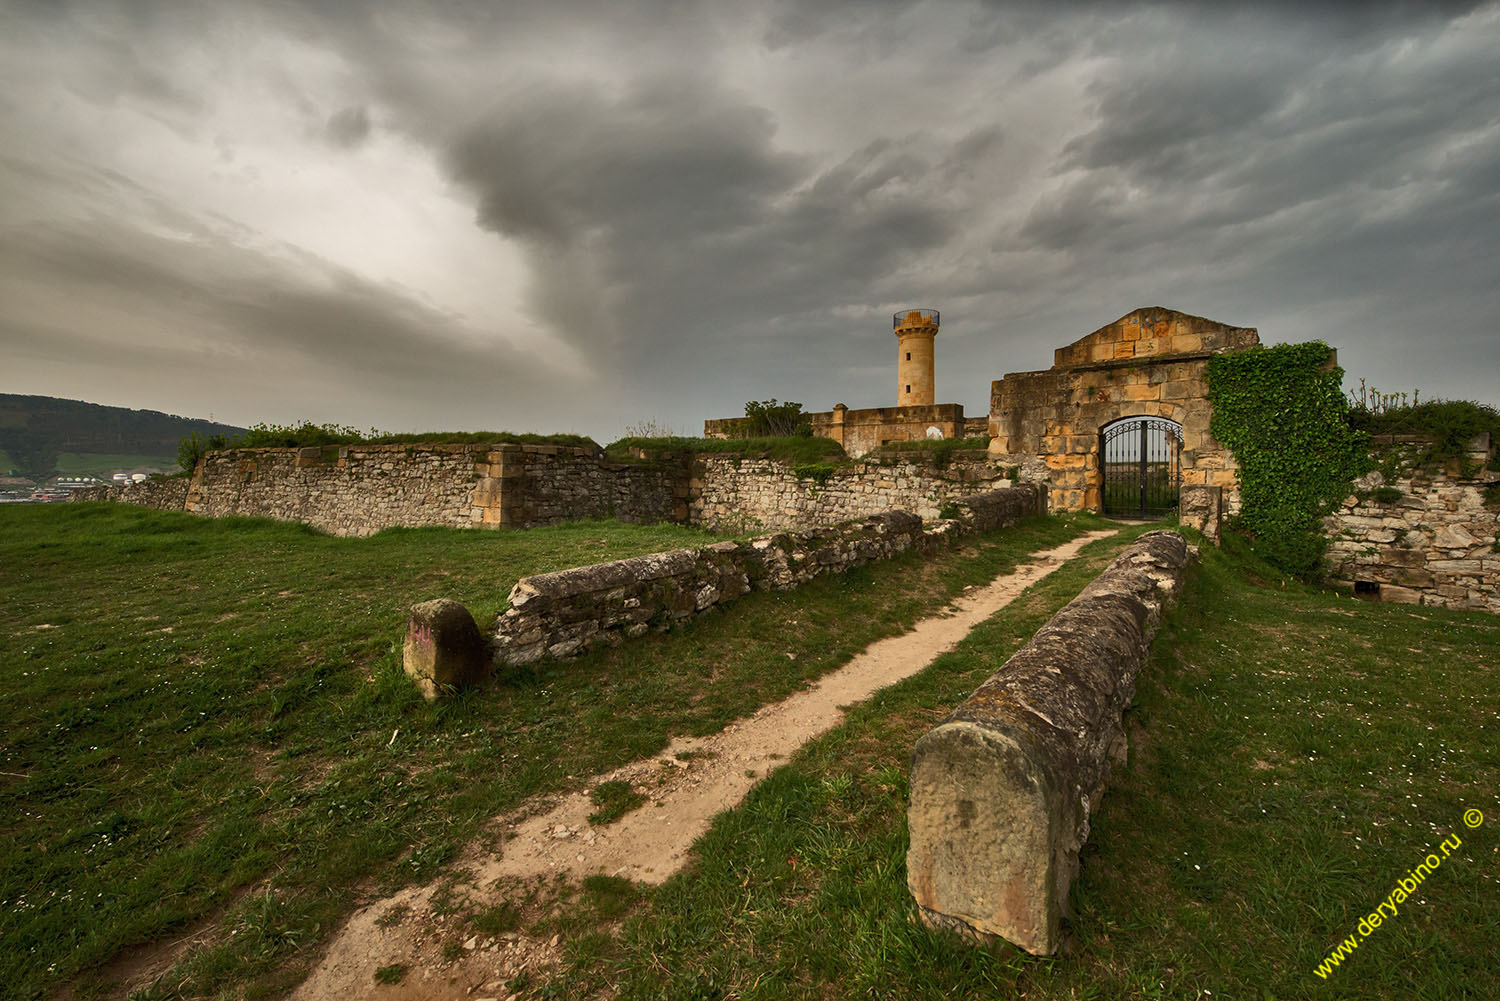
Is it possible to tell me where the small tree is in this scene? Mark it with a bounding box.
[743,399,806,437]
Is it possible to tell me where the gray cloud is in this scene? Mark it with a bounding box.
[1,0,1496,440]
[324,106,371,148]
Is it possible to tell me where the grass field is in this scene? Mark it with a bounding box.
[532,531,1500,1000]
[53,452,177,477]
[0,503,1100,1000]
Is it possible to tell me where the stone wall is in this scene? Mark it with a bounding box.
[184,444,498,536]
[812,404,970,458]
[1322,435,1499,613]
[905,530,1193,955]
[689,451,1014,533]
[499,447,683,528]
[73,441,1022,539]
[485,485,1043,669]
[707,403,975,458]
[174,443,678,536]
[988,307,1258,515]
[69,477,191,511]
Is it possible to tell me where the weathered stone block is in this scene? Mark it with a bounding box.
[907,531,1192,955]
[404,598,490,699]
[1178,484,1222,543]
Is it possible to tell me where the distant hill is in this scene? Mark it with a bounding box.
[0,394,247,479]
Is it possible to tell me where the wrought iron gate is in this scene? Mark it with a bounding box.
[1100,418,1182,517]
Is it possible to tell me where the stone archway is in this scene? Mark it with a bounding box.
[985,307,1258,514]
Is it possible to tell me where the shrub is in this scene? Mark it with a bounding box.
[1348,397,1500,476]
[790,462,837,484]
[742,399,806,437]
[177,431,227,473]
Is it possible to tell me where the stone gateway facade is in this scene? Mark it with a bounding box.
[987,307,1259,515]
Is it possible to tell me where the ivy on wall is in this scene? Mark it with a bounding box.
[1207,342,1370,578]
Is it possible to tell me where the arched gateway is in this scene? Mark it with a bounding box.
[986,307,1259,517]
[1100,416,1183,518]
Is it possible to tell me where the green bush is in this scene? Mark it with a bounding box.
[789,462,837,484]
[742,399,806,437]
[177,431,228,473]
[1348,398,1500,476]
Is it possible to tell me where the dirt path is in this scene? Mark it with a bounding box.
[289,528,1118,1001]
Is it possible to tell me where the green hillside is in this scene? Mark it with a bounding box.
[0,394,245,479]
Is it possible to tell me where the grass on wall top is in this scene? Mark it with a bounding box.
[603,435,848,464]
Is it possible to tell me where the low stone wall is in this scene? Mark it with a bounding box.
[92,443,686,537]
[185,444,497,536]
[689,452,1012,533]
[499,448,682,528]
[72,441,1026,539]
[1322,437,1498,613]
[905,530,1192,955]
[69,477,191,510]
[484,485,1042,669]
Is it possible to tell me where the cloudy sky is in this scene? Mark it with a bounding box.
[2,1,1496,442]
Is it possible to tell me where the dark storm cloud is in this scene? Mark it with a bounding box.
[439,74,968,377]
[2,0,1496,438]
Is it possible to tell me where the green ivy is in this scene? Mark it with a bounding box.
[1207,342,1370,579]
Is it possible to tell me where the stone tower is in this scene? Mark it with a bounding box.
[895,308,939,406]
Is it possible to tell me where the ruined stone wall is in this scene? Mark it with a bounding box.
[707,404,973,458]
[811,404,969,458]
[500,448,682,528]
[688,451,1013,533]
[186,445,495,536]
[75,441,1019,539]
[988,307,1258,514]
[488,486,1043,668]
[176,443,680,536]
[69,477,191,511]
[1323,436,1499,613]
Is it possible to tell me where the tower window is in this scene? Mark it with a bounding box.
[905,385,911,393]
[905,352,911,360]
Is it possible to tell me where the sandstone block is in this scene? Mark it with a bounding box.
[1434,525,1478,549]
[404,598,491,699]
[907,531,1192,955]
[1178,484,1222,543]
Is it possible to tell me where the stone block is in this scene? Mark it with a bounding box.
[1434,525,1477,549]
[1171,332,1203,353]
[907,532,1192,955]
[1178,484,1222,543]
[1120,382,1160,402]
[404,598,491,699]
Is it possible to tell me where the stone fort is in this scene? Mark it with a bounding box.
[708,305,1258,524]
[80,304,1497,611]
